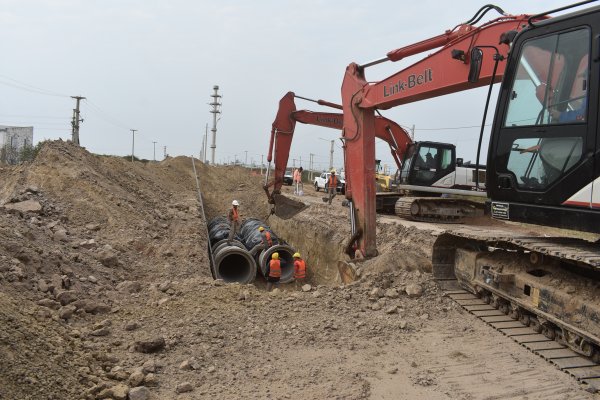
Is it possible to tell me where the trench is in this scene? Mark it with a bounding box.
[203,212,346,286]
[194,163,349,286]
[268,213,349,285]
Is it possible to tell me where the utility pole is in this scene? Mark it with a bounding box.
[209,85,221,165]
[163,146,167,159]
[130,129,138,162]
[292,158,296,169]
[299,155,302,167]
[71,96,85,145]
[309,153,314,180]
[410,124,415,140]
[200,136,205,162]
[152,141,157,162]
[260,154,264,175]
[329,140,334,170]
[244,150,248,167]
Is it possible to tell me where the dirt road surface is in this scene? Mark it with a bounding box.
[0,141,596,399]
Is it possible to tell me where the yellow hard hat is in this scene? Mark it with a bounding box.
[293,252,301,258]
[259,226,265,232]
[271,252,279,260]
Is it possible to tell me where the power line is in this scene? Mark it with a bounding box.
[83,99,131,131]
[0,114,69,119]
[0,74,70,97]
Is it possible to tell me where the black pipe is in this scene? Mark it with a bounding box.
[238,218,280,249]
[208,218,256,284]
[208,216,241,245]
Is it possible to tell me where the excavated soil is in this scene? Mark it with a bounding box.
[0,141,597,399]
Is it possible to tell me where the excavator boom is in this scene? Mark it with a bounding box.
[264,91,412,218]
[341,12,533,256]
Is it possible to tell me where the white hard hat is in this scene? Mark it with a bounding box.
[232,200,239,206]
[331,169,336,174]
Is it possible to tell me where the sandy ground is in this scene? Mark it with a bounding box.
[0,141,596,399]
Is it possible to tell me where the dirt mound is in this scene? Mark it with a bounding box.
[0,140,209,399]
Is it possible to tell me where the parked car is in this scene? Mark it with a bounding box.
[314,172,345,194]
[283,170,293,185]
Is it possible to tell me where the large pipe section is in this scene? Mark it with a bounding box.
[257,244,296,284]
[208,216,238,245]
[208,217,256,284]
[239,218,296,284]
[239,218,280,249]
[207,217,297,284]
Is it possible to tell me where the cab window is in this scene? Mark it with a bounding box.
[504,28,590,127]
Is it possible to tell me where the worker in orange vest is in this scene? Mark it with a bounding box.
[327,169,338,205]
[227,200,240,245]
[250,226,274,256]
[293,166,304,195]
[266,252,281,292]
[293,252,306,289]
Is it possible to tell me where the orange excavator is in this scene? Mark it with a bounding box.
[338,5,540,257]
[339,1,600,364]
[263,91,412,217]
[264,92,489,215]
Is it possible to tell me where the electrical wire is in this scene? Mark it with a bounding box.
[0,113,69,119]
[0,74,70,98]
[83,99,132,131]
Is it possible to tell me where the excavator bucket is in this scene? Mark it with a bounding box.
[272,194,308,219]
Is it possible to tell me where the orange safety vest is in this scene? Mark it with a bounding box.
[294,259,306,279]
[328,175,337,188]
[264,231,273,247]
[269,259,281,278]
[231,207,239,222]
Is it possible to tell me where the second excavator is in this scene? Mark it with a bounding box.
[263,91,486,217]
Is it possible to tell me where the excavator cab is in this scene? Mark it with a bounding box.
[487,7,600,233]
[398,142,456,188]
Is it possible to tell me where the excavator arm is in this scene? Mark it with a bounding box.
[341,10,534,257]
[264,92,412,219]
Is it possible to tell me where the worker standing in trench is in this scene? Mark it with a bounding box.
[249,226,274,256]
[227,200,240,245]
[266,252,281,292]
[293,252,306,290]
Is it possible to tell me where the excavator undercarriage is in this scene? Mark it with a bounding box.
[434,227,600,360]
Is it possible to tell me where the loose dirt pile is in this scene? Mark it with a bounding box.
[0,141,594,399]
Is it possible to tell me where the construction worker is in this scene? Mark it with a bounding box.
[293,252,306,289]
[249,226,274,256]
[327,169,338,205]
[293,166,304,195]
[266,252,281,292]
[227,200,240,245]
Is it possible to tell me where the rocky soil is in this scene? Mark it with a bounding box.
[0,141,596,399]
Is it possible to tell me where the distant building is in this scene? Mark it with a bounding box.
[0,125,34,164]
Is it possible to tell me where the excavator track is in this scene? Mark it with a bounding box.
[433,226,600,391]
[394,196,484,223]
[441,284,600,392]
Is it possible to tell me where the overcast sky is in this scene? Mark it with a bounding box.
[0,0,574,171]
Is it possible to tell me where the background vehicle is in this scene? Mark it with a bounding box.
[314,172,345,193]
[283,170,293,185]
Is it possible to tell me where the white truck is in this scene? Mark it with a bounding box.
[313,172,345,194]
